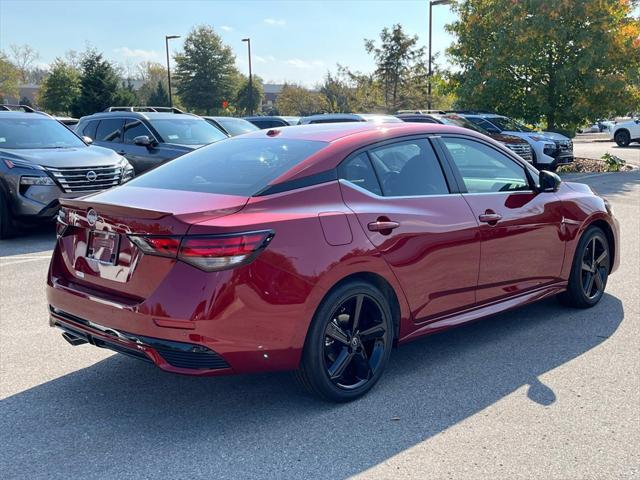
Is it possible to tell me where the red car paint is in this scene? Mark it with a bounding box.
[47,122,620,376]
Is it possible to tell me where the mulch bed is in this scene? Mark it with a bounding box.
[557,157,634,173]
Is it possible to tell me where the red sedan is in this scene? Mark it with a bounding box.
[48,122,619,401]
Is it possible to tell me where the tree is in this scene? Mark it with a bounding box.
[148,80,169,106]
[0,53,20,101]
[136,61,168,104]
[320,70,352,113]
[447,0,640,130]
[236,75,264,114]
[71,50,119,117]
[8,44,39,83]
[365,24,426,111]
[39,59,80,115]
[275,84,328,116]
[113,79,139,106]
[174,25,240,114]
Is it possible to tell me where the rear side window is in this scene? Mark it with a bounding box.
[368,139,449,196]
[95,119,124,142]
[123,119,154,144]
[339,153,382,195]
[81,120,99,139]
[125,138,327,196]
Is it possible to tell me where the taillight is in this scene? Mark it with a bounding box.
[128,231,274,272]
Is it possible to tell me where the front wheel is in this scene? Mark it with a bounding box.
[558,227,610,308]
[296,281,394,402]
[614,130,631,147]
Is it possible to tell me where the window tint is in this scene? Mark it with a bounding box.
[149,118,227,145]
[400,116,438,124]
[367,139,449,196]
[125,138,327,196]
[81,120,99,139]
[441,137,530,193]
[251,119,284,129]
[215,117,259,136]
[95,119,124,142]
[339,153,382,195]
[123,119,153,144]
[468,117,501,133]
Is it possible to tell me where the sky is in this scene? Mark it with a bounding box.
[0,0,457,86]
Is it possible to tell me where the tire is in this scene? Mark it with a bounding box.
[558,226,610,308]
[614,130,631,147]
[295,281,394,402]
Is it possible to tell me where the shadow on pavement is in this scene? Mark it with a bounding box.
[0,224,56,257]
[0,294,624,479]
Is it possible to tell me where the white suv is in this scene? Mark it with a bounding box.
[611,118,640,147]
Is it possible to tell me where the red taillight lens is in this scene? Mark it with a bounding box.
[129,231,273,271]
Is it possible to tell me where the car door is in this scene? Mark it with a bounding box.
[339,137,480,323]
[438,136,565,304]
[122,119,164,174]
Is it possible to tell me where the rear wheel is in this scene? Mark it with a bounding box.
[614,130,631,147]
[296,281,393,402]
[558,227,610,308]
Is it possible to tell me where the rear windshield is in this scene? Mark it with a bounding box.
[216,117,259,136]
[125,137,328,196]
[0,118,86,149]
[148,118,228,145]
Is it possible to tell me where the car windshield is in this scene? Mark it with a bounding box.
[434,115,488,134]
[149,118,228,145]
[489,117,533,132]
[125,138,328,196]
[0,118,86,149]
[215,117,259,136]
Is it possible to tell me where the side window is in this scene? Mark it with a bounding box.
[468,117,500,133]
[81,120,99,140]
[123,119,153,144]
[368,139,449,196]
[441,137,530,193]
[339,153,382,196]
[95,119,124,142]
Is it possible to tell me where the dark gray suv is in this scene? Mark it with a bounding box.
[0,109,134,238]
[75,108,229,174]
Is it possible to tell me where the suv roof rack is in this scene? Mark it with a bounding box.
[104,106,185,113]
[0,104,38,113]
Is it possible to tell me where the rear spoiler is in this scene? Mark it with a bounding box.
[59,197,172,220]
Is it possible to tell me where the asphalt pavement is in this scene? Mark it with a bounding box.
[1,169,638,479]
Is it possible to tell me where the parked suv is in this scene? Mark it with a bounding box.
[396,112,534,163]
[0,108,133,238]
[610,117,640,147]
[459,113,573,170]
[75,108,228,174]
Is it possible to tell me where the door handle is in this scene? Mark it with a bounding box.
[478,211,502,224]
[368,220,400,232]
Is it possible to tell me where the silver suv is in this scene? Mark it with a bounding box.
[0,107,134,238]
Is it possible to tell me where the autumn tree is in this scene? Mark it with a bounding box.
[8,44,39,83]
[447,0,640,130]
[174,25,240,114]
[136,61,168,104]
[39,59,80,114]
[275,84,328,116]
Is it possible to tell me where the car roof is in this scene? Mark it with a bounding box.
[79,111,201,121]
[0,111,51,120]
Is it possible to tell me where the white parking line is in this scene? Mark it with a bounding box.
[0,255,52,266]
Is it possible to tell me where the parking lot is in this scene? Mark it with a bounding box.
[1,162,638,478]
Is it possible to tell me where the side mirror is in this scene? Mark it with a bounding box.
[133,135,155,147]
[538,170,562,192]
[82,136,93,144]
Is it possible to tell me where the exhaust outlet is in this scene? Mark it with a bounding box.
[62,332,88,346]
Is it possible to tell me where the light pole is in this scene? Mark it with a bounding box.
[428,0,451,110]
[242,38,253,115]
[165,35,180,108]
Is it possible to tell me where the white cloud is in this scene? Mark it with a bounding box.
[219,25,233,32]
[263,18,286,26]
[285,58,325,69]
[254,55,276,63]
[114,47,160,61]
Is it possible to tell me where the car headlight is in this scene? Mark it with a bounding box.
[119,158,135,183]
[2,158,44,170]
[20,175,56,186]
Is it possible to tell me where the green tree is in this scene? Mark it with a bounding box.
[447,0,640,130]
[275,84,328,116]
[365,24,426,111]
[236,75,264,115]
[39,59,80,114]
[113,79,139,106]
[320,70,352,113]
[72,50,119,117]
[174,25,240,114]
[0,53,20,101]
[136,61,168,104]
[148,80,169,106]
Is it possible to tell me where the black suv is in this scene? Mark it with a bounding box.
[0,106,134,238]
[75,107,229,174]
